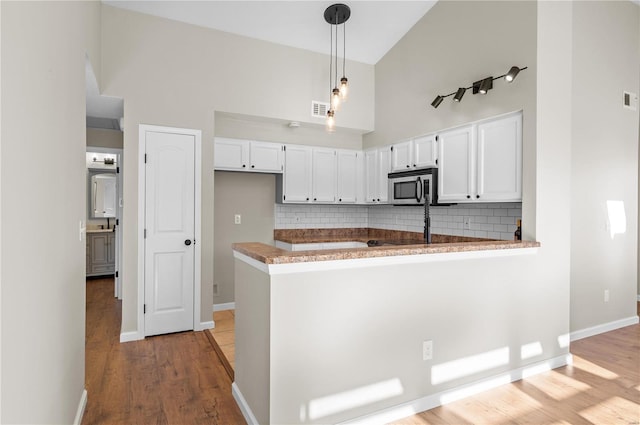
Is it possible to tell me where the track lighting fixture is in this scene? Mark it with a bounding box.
[505,66,521,82]
[430,65,527,108]
[453,87,466,102]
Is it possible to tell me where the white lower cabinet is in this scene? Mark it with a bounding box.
[438,111,522,203]
[86,231,115,276]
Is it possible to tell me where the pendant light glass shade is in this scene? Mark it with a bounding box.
[331,87,341,110]
[340,77,348,100]
[326,110,336,130]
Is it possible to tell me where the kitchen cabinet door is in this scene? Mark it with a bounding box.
[250,141,283,173]
[390,140,412,171]
[214,138,249,170]
[477,113,522,202]
[438,125,474,202]
[337,150,358,203]
[378,147,391,203]
[413,134,437,168]
[364,149,379,203]
[283,145,312,202]
[312,148,336,203]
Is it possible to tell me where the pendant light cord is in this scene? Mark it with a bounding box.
[334,10,338,89]
[342,19,346,78]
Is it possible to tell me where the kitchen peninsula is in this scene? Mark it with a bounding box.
[231,230,567,425]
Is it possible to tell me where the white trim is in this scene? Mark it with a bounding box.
[232,382,259,425]
[119,331,143,343]
[73,389,88,425]
[338,354,572,425]
[233,247,539,276]
[137,125,202,337]
[214,302,236,312]
[570,315,639,341]
[199,321,214,330]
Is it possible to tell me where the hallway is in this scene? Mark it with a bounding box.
[83,278,245,424]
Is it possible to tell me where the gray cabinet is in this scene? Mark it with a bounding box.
[86,231,115,276]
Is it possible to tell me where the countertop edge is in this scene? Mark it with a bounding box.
[232,240,541,266]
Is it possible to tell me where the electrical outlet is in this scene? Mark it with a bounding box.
[423,340,433,360]
[604,289,610,302]
[234,214,241,225]
[464,217,471,229]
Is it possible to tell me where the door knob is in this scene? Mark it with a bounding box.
[185,239,192,246]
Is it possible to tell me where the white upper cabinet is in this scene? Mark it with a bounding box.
[413,134,438,168]
[438,125,474,202]
[214,137,283,173]
[336,150,358,203]
[214,137,250,170]
[476,112,522,202]
[364,146,391,203]
[390,140,413,171]
[312,148,337,203]
[378,147,391,203]
[438,111,523,203]
[282,145,312,203]
[250,141,283,172]
[391,135,437,172]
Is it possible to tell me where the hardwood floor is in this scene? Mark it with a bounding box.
[206,310,235,380]
[209,305,639,425]
[83,278,245,425]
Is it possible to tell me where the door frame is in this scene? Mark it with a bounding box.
[86,146,123,299]
[137,124,202,339]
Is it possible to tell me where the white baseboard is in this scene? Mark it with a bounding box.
[232,382,259,425]
[199,320,214,330]
[338,354,572,425]
[73,389,88,425]
[213,302,235,312]
[570,315,639,341]
[119,331,143,343]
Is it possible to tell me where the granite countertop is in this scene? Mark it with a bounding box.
[234,228,540,265]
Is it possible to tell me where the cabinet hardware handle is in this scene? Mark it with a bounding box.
[467,195,471,199]
[377,198,380,201]
[242,164,246,168]
[314,198,317,201]
[406,165,410,168]
[476,195,480,199]
[339,198,342,202]
[306,197,309,201]
[251,165,255,168]
[413,164,416,167]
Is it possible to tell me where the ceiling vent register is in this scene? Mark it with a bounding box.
[311,101,330,118]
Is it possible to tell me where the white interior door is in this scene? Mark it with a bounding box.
[144,130,196,336]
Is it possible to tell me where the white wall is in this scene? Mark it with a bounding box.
[100,5,375,334]
[1,1,101,422]
[570,1,639,331]
[364,0,537,239]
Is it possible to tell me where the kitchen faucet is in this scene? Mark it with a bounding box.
[424,193,431,244]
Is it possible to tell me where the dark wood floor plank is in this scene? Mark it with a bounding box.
[82,278,245,425]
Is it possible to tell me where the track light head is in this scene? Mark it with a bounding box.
[475,77,493,94]
[431,95,444,108]
[505,66,521,82]
[453,87,466,102]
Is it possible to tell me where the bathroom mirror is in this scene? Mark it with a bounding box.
[88,170,117,218]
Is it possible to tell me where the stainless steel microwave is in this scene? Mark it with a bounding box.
[388,168,442,205]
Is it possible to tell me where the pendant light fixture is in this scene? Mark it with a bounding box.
[325,3,350,130]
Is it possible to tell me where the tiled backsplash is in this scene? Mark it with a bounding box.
[274,204,369,229]
[275,203,522,240]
